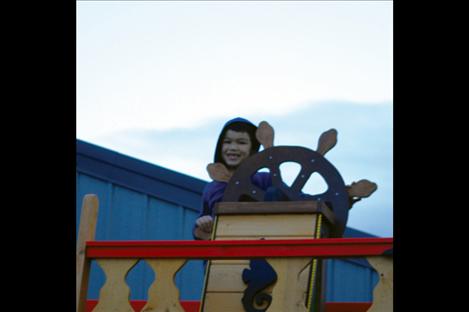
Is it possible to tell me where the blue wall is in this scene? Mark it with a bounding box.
[77,139,379,302]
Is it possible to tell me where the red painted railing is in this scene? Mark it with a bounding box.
[86,237,393,259]
[85,300,372,312]
[83,238,392,312]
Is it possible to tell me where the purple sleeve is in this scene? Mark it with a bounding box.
[193,174,272,240]
[193,181,227,240]
[252,172,273,190]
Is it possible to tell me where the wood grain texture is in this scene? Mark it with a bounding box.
[256,121,275,149]
[206,163,232,183]
[215,201,320,214]
[215,201,335,225]
[266,258,311,312]
[77,194,99,312]
[203,293,247,312]
[366,256,393,312]
[92,259,139,312]
[202,206,322,311]
[347,179,378,198]
[316,129,337,156]
[215,214,317,237]
[207,261,310,294]
[142,259,187,312]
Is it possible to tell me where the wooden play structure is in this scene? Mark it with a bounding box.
[76,122,393,312]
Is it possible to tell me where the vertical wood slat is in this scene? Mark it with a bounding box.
[366,256,393,312]
[202,209,319,312]
[142,259,187,312]
[93,259,140,312]
[266,258,311,312]
[77,194,99,312]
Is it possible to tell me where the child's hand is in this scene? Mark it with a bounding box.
[196,215,213,233]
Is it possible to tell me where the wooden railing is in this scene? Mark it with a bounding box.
[79,239,392,312]
[77,195,393,312]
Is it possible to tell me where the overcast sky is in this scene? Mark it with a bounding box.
[77,1,393,237]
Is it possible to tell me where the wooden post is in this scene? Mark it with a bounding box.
[366,256,393,312]
[76,194,99,312]
[266,257,310,312]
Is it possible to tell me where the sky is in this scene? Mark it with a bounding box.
[77,1,393,237]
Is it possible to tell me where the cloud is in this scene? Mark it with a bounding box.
[77,1,392,139]
[79,101,393,237]
[77,1,392,236]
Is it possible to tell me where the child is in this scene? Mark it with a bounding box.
[192,117,377,240]
[193,117,270,240]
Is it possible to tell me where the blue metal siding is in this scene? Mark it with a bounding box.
[325,259,379,302]
[76,173,113,240]
[76,139,381,302]
[76,140,205,211]
[323,227,381,302]
[77,172,205,300]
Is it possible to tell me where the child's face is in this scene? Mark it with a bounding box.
[222,129,252,168]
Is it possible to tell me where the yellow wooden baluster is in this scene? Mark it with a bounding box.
[141,259,187,312]
[92,259,139,312]
[266,257,311,312]
[366,256,393,312]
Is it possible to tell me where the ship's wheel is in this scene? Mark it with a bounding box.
[222,145,349,237]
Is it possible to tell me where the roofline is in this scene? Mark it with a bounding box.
[77,139,208,211]
[76,139,386,250]
[77,139,208,192]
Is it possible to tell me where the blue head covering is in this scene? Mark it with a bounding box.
[213,117,261,164]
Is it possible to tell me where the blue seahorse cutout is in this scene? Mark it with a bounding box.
[242,259,278,312]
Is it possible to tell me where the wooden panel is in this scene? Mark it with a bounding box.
[202,212,320,311]
[206,263,250,292]
[210,259,250,265]
[203,258,312,311]
[203,293,245,312]
[215,214,317,237]
[204,291,309,312]
[207,262,311,293]
[266,257,310,312]
[204,293,282,312]
[216,201,319,214]
[366,256,393,312]
[215,201,335,225]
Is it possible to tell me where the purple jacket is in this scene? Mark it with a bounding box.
[193,117,263,240]
[193,172,272,240]
[201,172,271,217]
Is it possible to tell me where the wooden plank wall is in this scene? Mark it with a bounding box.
[201,212,319,312]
